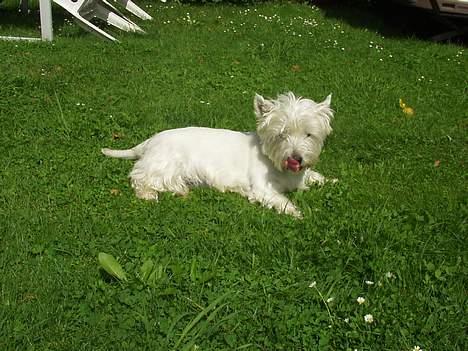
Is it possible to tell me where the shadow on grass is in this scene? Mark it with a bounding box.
[312,0,467,45]
[0,7,41,30]
[0,4,69,31]
[0,3,108,39]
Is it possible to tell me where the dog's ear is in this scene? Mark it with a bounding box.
[316,94,333,118]
[254,94,275,119]
[315,94,334,136]
[321,94,332,107]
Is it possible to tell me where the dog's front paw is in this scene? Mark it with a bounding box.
[304,170,338,187]
[304,170,326,186]
[283,203,303,219]
[136,191,158,201]
[134,187,159,201]
[291,209,303,219]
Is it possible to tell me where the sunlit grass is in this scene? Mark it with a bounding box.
[0,1,466,350]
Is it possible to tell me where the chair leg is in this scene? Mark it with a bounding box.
[115,0,152,20]
[39,0,53,41]
[73,13,119,41]
[91,0,144,33]
[53,0,149,41]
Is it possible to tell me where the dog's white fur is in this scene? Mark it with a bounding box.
[102,92,334,218]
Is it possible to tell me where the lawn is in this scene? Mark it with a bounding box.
[0,1,466,350]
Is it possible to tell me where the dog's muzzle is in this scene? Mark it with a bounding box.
[283,156,303,173]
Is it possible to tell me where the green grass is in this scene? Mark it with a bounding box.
[0,1,466,350]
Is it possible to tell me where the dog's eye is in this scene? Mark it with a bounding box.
[306,133,312,138]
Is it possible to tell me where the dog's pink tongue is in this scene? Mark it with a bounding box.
[286,157,301,172]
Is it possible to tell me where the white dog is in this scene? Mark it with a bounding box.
[102,92,334,218]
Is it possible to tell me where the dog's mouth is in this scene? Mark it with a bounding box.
[283,157,303,173]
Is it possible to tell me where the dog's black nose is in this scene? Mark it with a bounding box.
[293,155,303,164]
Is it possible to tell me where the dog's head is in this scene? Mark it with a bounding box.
[254,92,334,173]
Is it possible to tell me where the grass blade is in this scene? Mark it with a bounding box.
[174,292,230,349]
[54,90,70,139]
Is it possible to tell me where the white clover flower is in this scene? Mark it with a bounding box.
[344,318,349,323]
[326,297,334,303]
[385,272,396,279]
[412,346,423,351]
[365,280,374,285]
[357,297,365,305]
[364,314,374,324]
[309,281,317,288]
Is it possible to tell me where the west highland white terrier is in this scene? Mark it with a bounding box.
[102,92,335,218]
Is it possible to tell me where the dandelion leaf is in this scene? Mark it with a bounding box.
[98,252,127,281]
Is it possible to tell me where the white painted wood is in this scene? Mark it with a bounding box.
[39,0,53,41]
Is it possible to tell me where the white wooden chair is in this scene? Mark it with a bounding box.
[0,0,152,42]
[53,0,147,42]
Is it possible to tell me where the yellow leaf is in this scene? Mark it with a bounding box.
[112,132,122,140]
[291,64,301,72]
[110,188,121,196]
[403,107,414,116]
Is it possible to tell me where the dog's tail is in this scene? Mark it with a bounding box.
[101,140,149,160]
[101,148,139,160]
